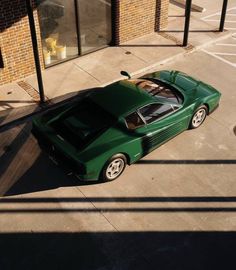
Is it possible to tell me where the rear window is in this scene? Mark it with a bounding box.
[129,78,183,104]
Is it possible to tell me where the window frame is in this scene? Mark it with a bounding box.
[141,78,185,105]
[124,110,146,130]
[138,102,182,125]
[124,102,182,130]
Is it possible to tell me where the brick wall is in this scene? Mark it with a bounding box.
[118,0,169,43]
[0,0,43,86]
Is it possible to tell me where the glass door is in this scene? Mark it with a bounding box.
[38,0,79,66]
[77,0,112,54]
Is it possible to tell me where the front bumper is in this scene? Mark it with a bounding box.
[209,103,219,115]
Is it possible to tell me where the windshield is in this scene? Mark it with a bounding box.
[51,98,116,149]
[129,78,184,104]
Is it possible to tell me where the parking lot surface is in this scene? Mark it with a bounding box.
[202,6,236,31]
[0,47,236,269]
[202,33,236,67]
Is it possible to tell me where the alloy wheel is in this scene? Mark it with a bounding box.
[191,108,207,128]
[105,158,125,180]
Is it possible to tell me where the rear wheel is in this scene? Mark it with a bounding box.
[190,105,208,129]
[101,154,127,181]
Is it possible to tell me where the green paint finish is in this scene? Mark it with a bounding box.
[32,70,221,181]
[90,80,152,117]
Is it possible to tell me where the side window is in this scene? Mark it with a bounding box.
[140,103,174,124]
[125,111,145,130]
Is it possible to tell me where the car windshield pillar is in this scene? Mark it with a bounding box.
[125,111,145,130]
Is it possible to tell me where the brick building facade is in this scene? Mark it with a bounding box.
[118,0,169,43]
[0,0,43,85]
[0,0,169,86]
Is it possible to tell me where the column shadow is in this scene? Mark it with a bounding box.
[0,231,235,269]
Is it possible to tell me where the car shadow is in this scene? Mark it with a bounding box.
[137,159,236,165]
[0,87,147,197]
[0,88,94,130]
[4,152,100,197]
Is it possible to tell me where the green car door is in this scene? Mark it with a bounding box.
[139,102,191,155]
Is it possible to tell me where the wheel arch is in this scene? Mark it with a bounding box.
[120,152,131,165]
[203,103,210,115]
[104,152,130,165]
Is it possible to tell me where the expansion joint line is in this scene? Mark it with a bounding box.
[74,64,101,83]
[75,186,119,232]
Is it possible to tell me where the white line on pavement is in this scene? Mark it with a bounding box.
[201,7,236,30]
[202,12,220,20]
[202,49,236,67]
[215,43,236,46]
[210,52,236,56]
[204,20,236,23]
[201,7,236,20]
[205,19,236,23]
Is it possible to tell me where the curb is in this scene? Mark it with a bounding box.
[102,30,232,86]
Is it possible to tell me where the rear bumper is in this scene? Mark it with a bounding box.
[32,126,87,177]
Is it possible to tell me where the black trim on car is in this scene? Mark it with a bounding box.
[32,127,86,174]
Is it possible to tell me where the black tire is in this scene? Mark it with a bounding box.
[190,105,208,129]
[101,154,127,182]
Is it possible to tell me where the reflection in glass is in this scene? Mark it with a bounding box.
[37,0,79,66]
[37,0,112,66]
[78,0,112,54]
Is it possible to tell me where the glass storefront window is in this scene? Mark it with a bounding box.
[78,0,112,54]
[37,0,112,67]
[37,0,79,66]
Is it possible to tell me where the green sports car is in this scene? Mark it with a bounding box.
[32,70,221,181]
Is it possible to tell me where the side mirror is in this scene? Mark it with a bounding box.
[120,70,131,79]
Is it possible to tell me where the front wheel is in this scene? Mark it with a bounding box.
[101,154,127,182]
[190,105,208,129]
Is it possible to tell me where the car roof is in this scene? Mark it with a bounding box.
[90,80,154,117]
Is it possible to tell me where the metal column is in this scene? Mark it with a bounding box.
[26,0,45,104]
[219,0,228,32]
[183,0,192,47]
